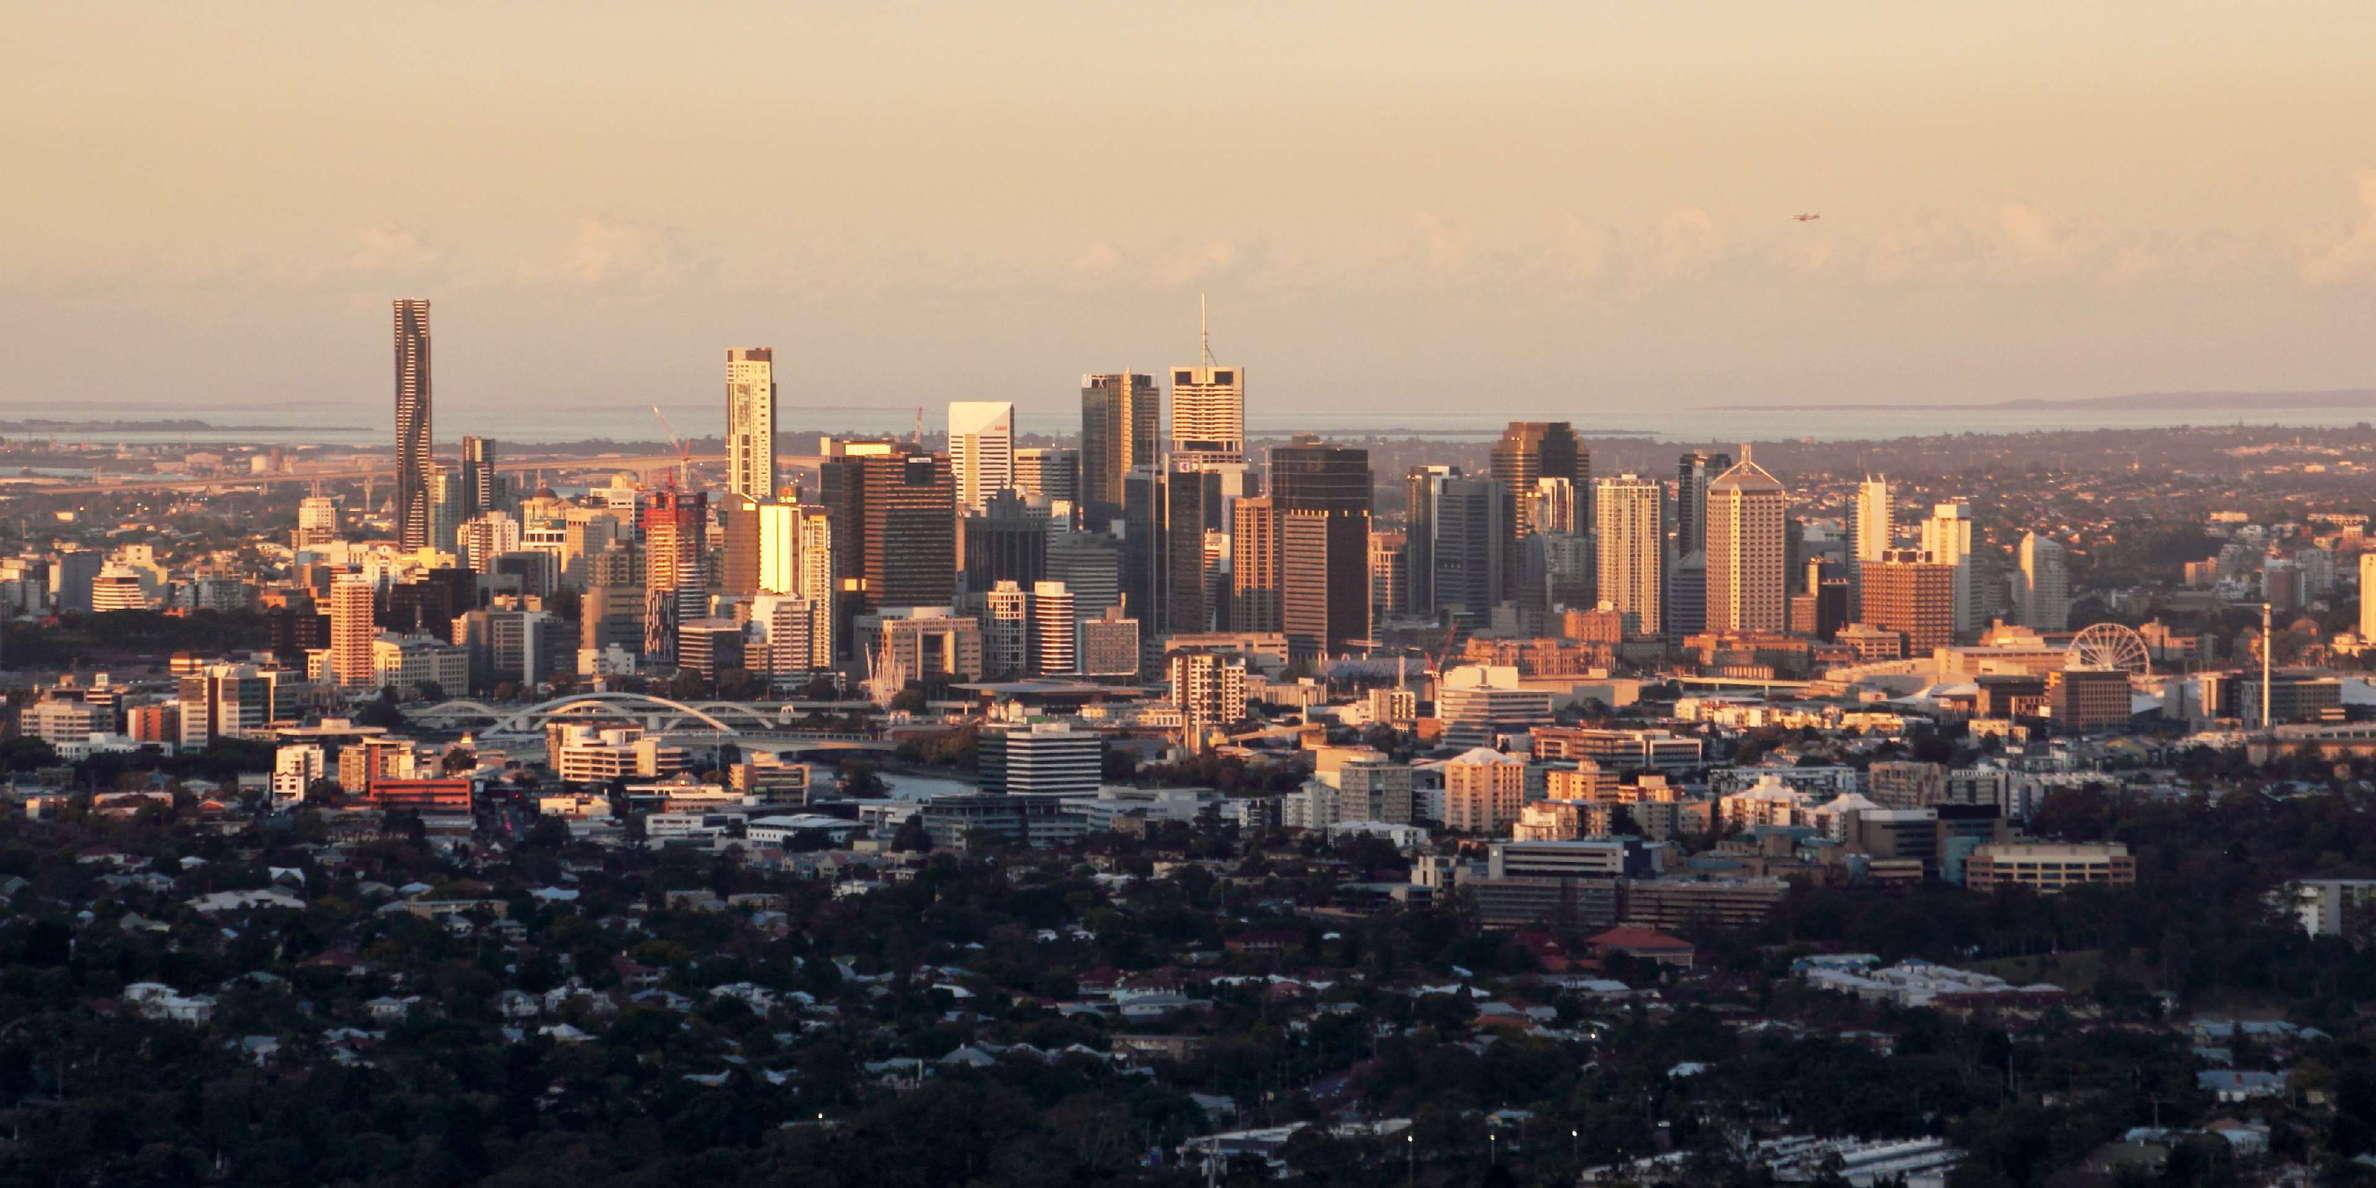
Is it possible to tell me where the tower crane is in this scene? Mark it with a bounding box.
[649,405,692,490]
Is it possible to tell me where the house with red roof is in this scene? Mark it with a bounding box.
[1585,926,1696,968]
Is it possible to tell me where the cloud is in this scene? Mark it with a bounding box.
[558,216,699,287]
[2301,169,2376,286]
[1653,207,1723,279]
[349,225,439,274]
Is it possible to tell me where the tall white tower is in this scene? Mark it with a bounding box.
[1920,502,1979,635]
[1705,450,1788,634]
[947,401,1017,512]
[2017,532,2070,630]
[1170,296,1245,467]
[725,348,777,504]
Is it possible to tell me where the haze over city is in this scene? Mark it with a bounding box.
[10,1,2376,422]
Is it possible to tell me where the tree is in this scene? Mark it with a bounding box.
[665,668,710,701]
[890,816,933,853]
[0,736,60,771]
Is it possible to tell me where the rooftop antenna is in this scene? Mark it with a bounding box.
[1199,293,1213,366]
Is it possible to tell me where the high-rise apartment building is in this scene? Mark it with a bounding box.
[1675,450,1731,557]
[1859,548,1956,656]
[1594,474,1664,636]
[1170,302,1244,467]
[725,348,777,505]
[393,299,433,551]
[2016,532,2070,631]
[756,501,834,668]
[1919,502,1980,636]
[1852,476,1893,564]
[1169,650,1247,753]
[1705,452,1787,634]
[1030,580,1078,675]
[947,400,1016,512]
[329,572,378,690]
[2361,553,2376,643]
[461,435,497,520]
[1079,373,1159,523]
[1231,495,1280,632]
[641,490,708,661]
[295,497,341,549]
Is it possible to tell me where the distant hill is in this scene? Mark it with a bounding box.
[1719,389,2376,412]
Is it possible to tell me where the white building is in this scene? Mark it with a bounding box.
[948,401,1017,512]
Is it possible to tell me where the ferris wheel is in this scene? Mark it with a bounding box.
[2067,623,2150,675]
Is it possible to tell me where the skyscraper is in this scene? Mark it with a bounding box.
[2361,553,2376,643]
[1491,422,1588,598]
[1268,437,1372,657]
[1231,495,1280,632]
[1852,476,1893,564]
[817,444,955,614]
[1170,299,1245,467]
[641,490,708,662]
[1014,447,1079,505]
[726,348,777,505]
[460,436,497,520]
[329,571,378,690]
[1919,502,1979,636]
[947,400,1017,512]
[1859,548,1956,655]
[1675,450,1731,557]
[1705,451,1787,634]
[393,300,432,551]
[2016,532,2070,631]
[1594,474,1664,636]
[1410,468,1507,628]
[756,501,834,668]
[1079,372,1159,524]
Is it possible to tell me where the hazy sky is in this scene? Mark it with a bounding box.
[9,1,2376,431]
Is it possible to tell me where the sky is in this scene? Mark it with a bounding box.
[7,1,2376,434]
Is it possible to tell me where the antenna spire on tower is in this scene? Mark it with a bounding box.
[1199,293,1213,366]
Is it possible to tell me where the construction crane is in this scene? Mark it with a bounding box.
[649,405,691,490]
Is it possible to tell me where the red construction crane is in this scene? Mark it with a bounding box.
[649,405,691,490]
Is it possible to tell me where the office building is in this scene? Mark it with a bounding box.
[178,664,287,747]
[676,618,746,681]
[818,444,956,613]
[962,488,1048,593]
[981,581,1031,675]
[1015,447,1079,506]
[1268,437,1371,657]
[1705,452,1787,634]
[1409,467,1507,628]
[2016,532,2070,631]
[1964,842,2135,894]
[1079,372,1160,523]
[979,722,1103,796]
[1858,548,1957,656]
[2048,667,2132,731]
[1076,606,1140,678]
[1675,450,1731,557]
[1049,531,1121,618]
[1438,665,1554,749]
[1492,422,1587,599]
[1594,474,1664,635]
[1170,302,1244,468]
[726,348,777,504]
[948,400,1016,512]
[1231,494,1280,632]
[392,299,433,551]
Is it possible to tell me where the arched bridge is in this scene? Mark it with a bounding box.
[412,693,886,741]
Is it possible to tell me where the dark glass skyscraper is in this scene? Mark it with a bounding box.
[393,300,433,551]
[1267,436,1371,658]
[1079,373,1159,525]
[1675,449,1732,558]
